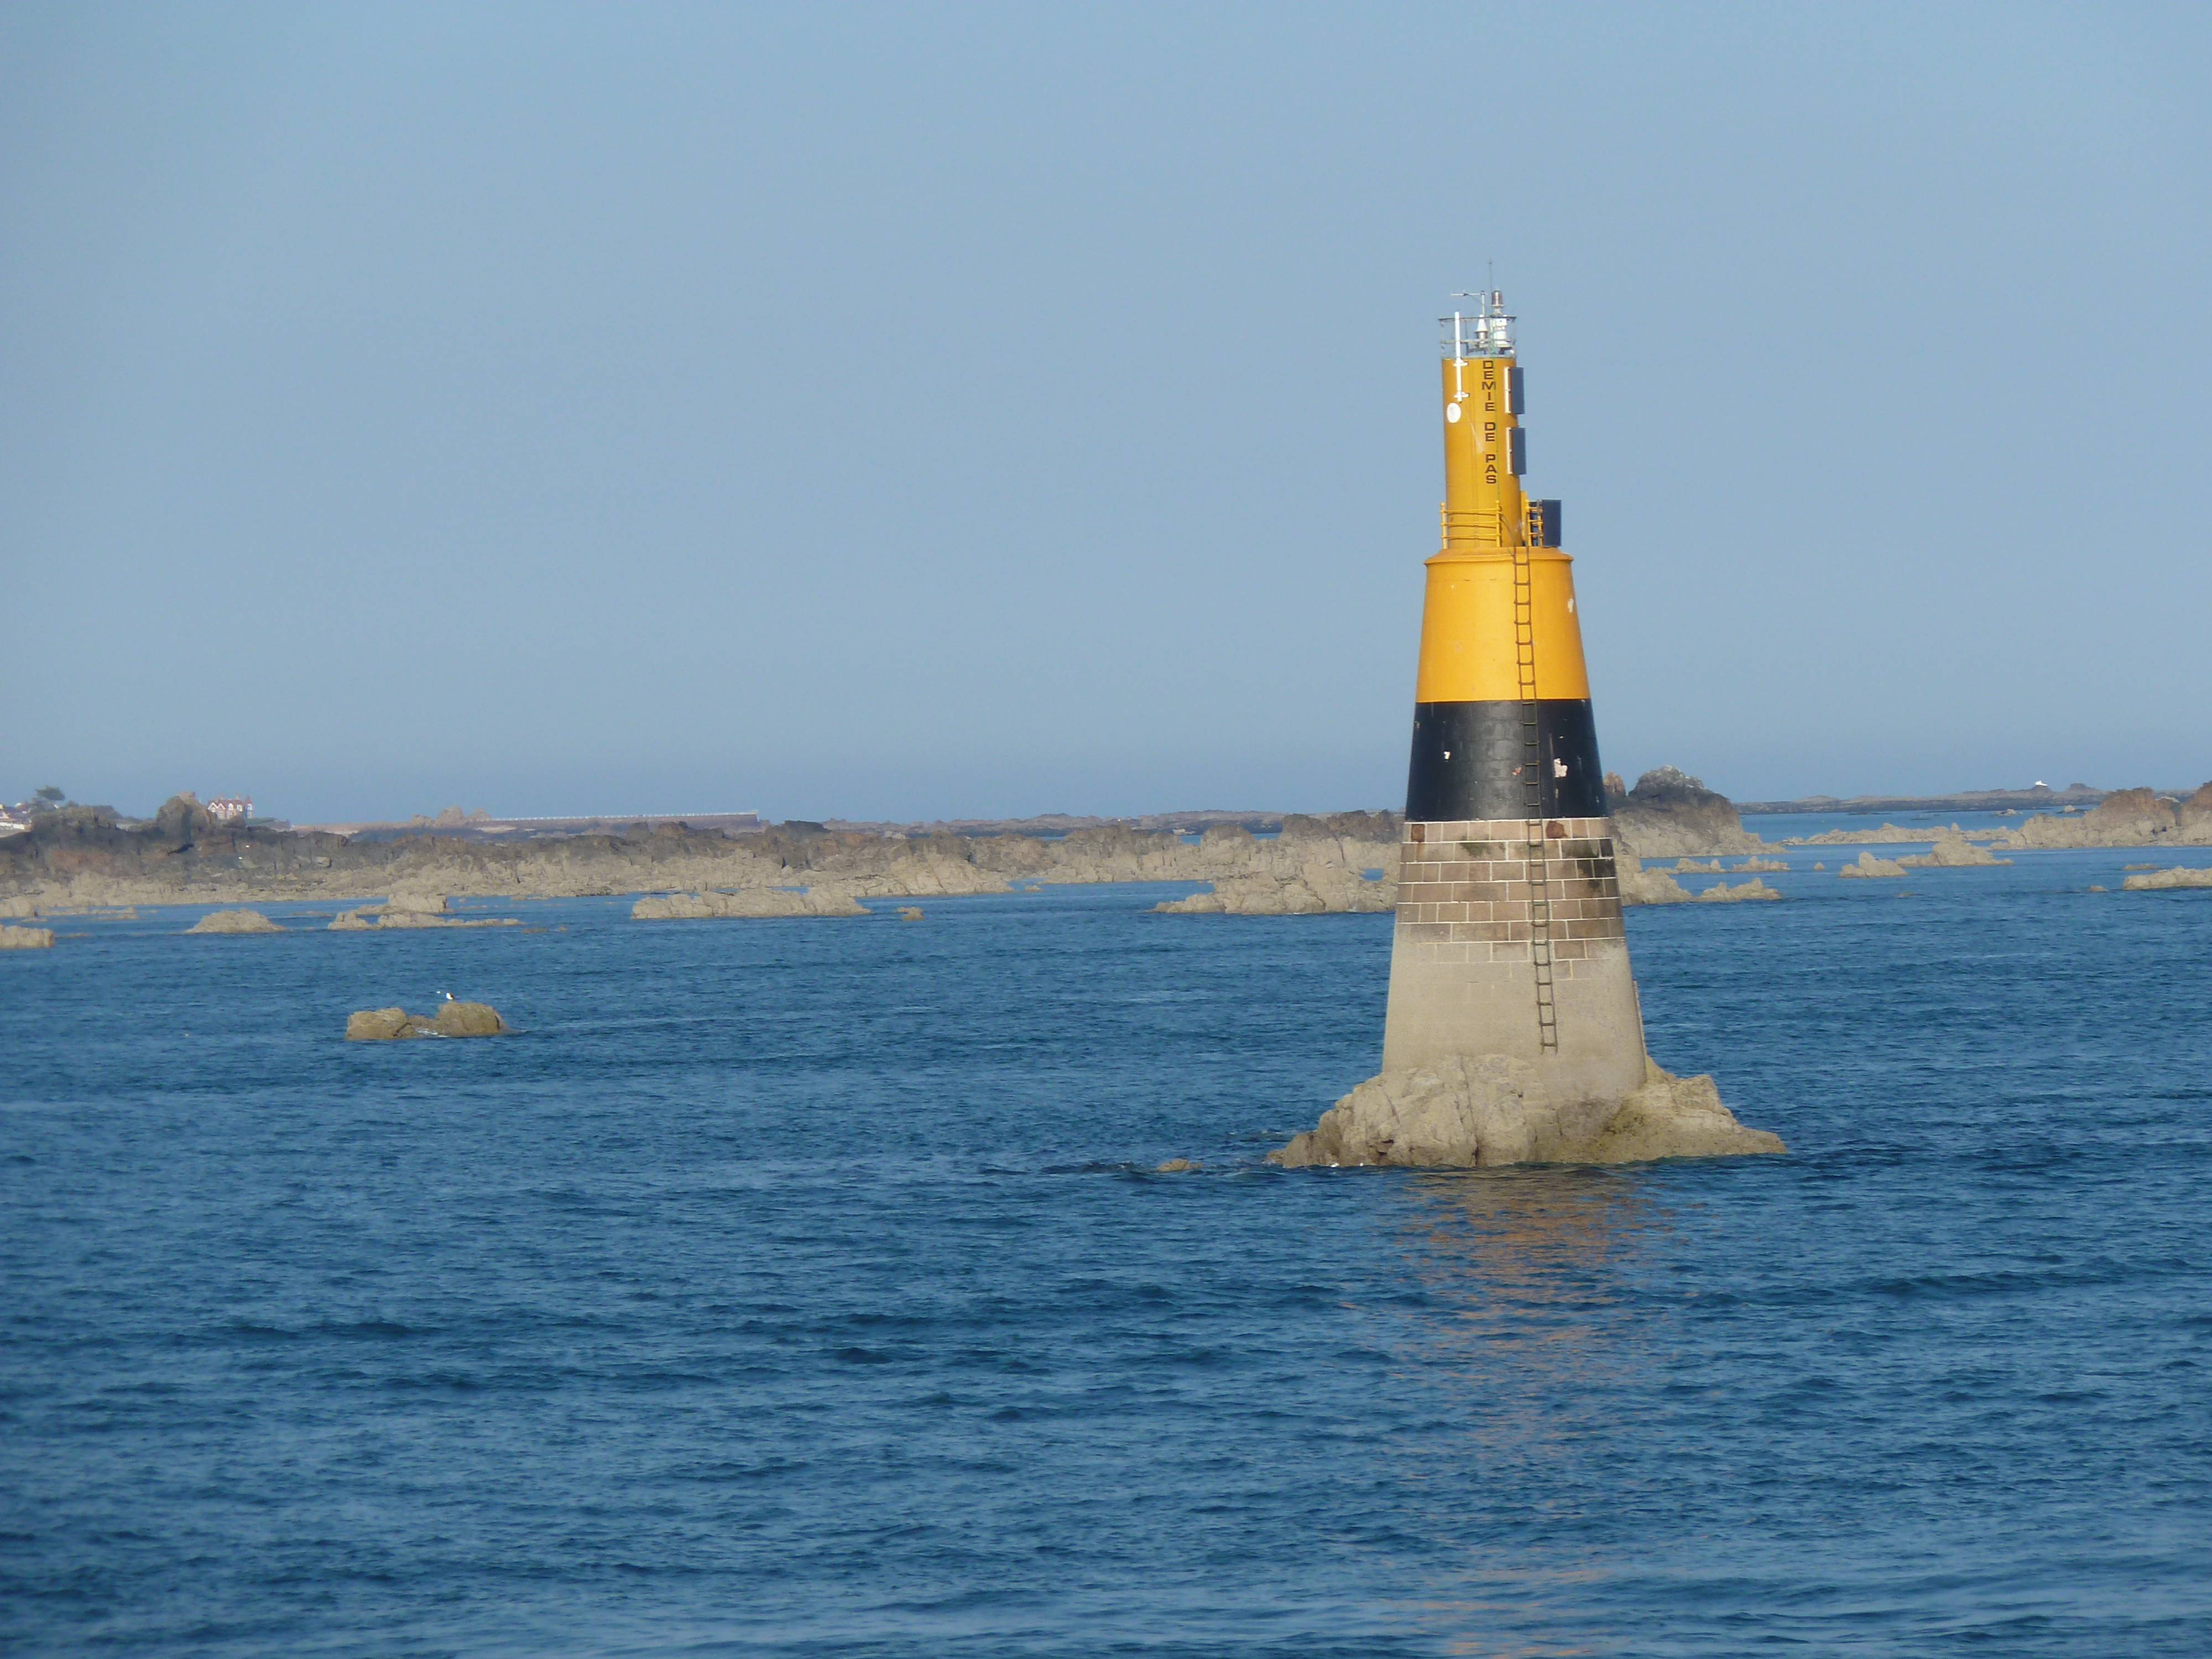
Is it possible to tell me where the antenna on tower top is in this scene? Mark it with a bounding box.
[1440,288,1513,358]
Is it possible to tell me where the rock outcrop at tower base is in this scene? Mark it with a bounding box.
[1267,1053,1784,1169]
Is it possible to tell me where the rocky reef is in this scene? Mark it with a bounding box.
[1615,852,1692,906]
[1694,876,1783,902]
[328,894,520,930]
[1615,854,1784,906]
[1839,852,1910,879]
[345,1001,509,1040]
[1268,1053,1783,1168]
[1788,821,1996,846]
[1,925,55,949]
[631,886,867,919]
[1605,768,1771,859]
[185,909,284,933]
[1896,833,2011,868]
[1154,860,1390,915]
[1987,785,2212,850]
[0,795,1402,913]
[2121,865,2212,891]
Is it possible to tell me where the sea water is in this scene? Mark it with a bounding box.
[3,831,2209,1656]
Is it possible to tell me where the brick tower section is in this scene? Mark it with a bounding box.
[1381,815,1647,1102]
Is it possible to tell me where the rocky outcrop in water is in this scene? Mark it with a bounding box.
[186,909,284,933]
[328,901,519,930]
[1986,786,2210,850]
[1617,856,1784,905]
[630,886,867,919]
[1605,768,1770,859]
[1615,852,1689,906]
[1896,833,2011,868]
[2121,865,2212,891]
[1267,1053,1783,1168]
[1839,852,1910,879]
[1,925,55,949]
[380,892,450,916]
[1154,861,1391,915]
[1787,821,1998,847]
[345,1001,508,1039]
[1693,877,1783,902]
[1929,784,2212,853]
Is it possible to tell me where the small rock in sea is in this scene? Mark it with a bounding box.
[2121,867,2212,891]
[0,925,56,950]
[345,1001,509,1040]
[630,887,865,920]
[898,906,923,921]
[1813,862,1825,870]
[328,904,515,930]
[1693,877,1782,904]
[2087,885,2107,893]
[1154,1159,1199,1173]
[346,1007,419,1040]
[186,909,284,934]
[431,1000,505,1036]
[1839,852,1910,879]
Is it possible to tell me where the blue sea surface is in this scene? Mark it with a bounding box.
[4,845,2209,1656]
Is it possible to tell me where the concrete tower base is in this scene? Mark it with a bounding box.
[1381,815,1647,1105]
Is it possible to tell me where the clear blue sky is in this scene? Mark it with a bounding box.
[7,3,2209,821]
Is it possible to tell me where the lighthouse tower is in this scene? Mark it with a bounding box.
[1380,292,1647,1103]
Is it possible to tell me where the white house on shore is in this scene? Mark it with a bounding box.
[207,796,253,822]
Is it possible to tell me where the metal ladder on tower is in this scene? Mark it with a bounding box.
[1512,544,1559,1053]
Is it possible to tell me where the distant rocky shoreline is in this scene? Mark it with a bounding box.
[1736,784,2109,815]
[7,775,2209,924]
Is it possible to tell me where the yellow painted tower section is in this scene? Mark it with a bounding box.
[1441,353,1524,549]
[1416,306,1591,705]
[1414,555,1590,702]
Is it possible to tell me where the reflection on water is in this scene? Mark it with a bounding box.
[1389,1165,1660,1381]
[1373,1169,1668,1659]
[1400,1166,1658,1290]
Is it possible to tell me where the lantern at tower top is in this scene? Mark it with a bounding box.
[1441,290,1514,359]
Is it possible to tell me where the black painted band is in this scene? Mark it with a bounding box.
[1404,699,1607,821]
